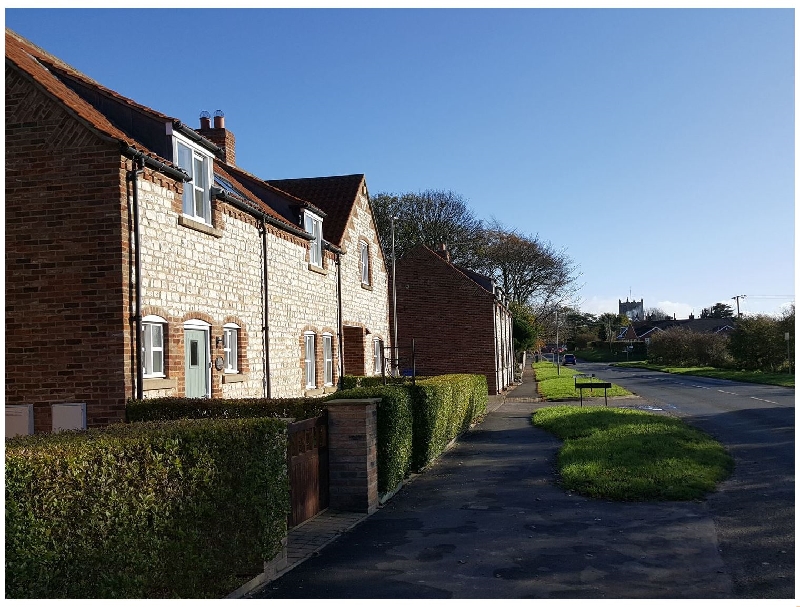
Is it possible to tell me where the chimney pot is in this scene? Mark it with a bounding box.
[199,111,211,130]
[213,109,225,129]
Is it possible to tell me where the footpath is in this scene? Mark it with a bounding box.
[245,369,733,599]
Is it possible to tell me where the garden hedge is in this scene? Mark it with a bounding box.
[5,417,289,599]
[126,396,325,423]
[326,386,413,496]
[410,374,488,471]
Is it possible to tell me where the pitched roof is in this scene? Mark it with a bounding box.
[6,28,319,240]
[266,174,365,247]
[401,245,503,303]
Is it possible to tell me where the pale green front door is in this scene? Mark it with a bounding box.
[185,329,208,398]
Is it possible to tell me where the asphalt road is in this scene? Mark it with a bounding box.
[577,361,795,599]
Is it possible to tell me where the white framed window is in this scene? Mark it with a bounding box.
[303,211,323,267]
[323,333,334,386]
[142,315,166,378]
[373,338,383,375]
[304,332,316,389]
[360,241,370,285]
[174,134,212,224]
[223,323,239,373]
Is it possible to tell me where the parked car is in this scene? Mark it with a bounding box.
[562,354,576,365]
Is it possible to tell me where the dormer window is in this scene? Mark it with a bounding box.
[303,210,323,267]
[174,134,212,224]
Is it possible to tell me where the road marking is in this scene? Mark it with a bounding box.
[751,397,778,404]
[717,390,738,395]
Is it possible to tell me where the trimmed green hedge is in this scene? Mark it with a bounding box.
[326,386,413,496]
[5,418,289,599]
[126,396,325,423]
[410,374,488,471]
[340,375,417,390]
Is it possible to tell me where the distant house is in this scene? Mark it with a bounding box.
[393,245,513,395]
[5,29,390,433]
[618,318,736,343]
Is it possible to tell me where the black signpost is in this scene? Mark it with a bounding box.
[573,374,612,407]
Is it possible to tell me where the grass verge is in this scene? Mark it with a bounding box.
[614,362,794,388]
[533,361,631,400]
[532,406,734,501]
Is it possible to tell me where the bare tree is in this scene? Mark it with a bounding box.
[370,190,485,267]
[475,221,580,311]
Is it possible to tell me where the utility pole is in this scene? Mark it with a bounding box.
[732,294,747,317]
[555,306,560,376]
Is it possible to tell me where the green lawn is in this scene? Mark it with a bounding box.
[533,361,631,400]
[614,362,794,388]
[532,406,734,501]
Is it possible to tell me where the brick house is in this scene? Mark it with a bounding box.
[393,245,514,395]
[5,29,390,434]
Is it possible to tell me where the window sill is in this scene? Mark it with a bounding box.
[222,373,246,384]
[308,263,328,276]
[304,388,325,397]
[143,377,177,391]
[323,385,337,394]
[178,215,222,238]
[361,282,373,291]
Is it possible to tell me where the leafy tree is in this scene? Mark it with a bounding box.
[510,301,540,356]
[647,327,730,367]
[596,312,628,348]
[370,190,485,267]
[700,303,735,319]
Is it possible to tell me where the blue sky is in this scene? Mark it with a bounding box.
[5,7,795,318]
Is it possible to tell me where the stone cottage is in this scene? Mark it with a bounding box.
[393,245,514,395]
[5,29,390,434]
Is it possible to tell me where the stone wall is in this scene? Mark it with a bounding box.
[338,190,391,376]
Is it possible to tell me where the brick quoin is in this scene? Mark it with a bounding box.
[393,246,509,395]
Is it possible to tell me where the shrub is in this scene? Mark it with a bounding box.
[5,418,289,599]
[326,386,413,496]
[647,327,730,367]
[410,374,488,471]
[126,396,325,423]
[340,375,417,390]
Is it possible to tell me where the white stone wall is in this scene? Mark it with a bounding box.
[137,176,267,399]
[338,191,392,375]
[265,229,339,397]
[134,174,388,398]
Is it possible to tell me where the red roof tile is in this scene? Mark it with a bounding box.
[266,174,365,247]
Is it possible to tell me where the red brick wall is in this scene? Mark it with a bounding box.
[5,65,131,431]
[393,247,500,394]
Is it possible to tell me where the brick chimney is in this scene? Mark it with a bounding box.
[197,110,236,166]
[436,243,451,263]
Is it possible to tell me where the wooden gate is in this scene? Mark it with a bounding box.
[287,412,329,527]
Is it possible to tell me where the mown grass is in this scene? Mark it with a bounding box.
[533,361,631,400]
[532,406,734,501]
[614,362,794,388]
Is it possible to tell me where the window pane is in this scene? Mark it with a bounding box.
[323,336,333,385]
[305,335,315,387]
[143,325,152,375]
[177,143,194,215]
[152,348,163,375]
[190,340,199,367]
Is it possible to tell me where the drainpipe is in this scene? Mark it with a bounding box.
[261,220,272,398]
[336,251,345,384]
[126,156,145,400]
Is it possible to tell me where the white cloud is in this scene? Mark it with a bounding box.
[579,296,620,316]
